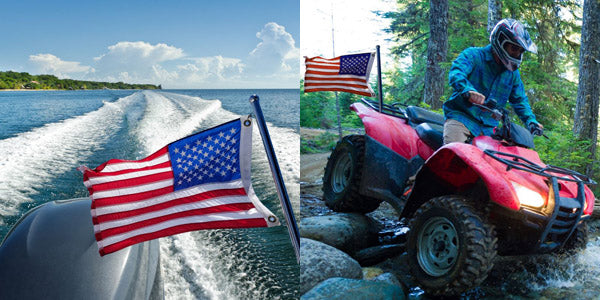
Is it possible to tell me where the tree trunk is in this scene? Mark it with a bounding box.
[573,0,600,176]
[423,0,448,111]
[487,0,502,34]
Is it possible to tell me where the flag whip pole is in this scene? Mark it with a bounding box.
[376,45,384,112]
[249,95,300,262]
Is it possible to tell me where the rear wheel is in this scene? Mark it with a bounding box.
[407,195,497,296]
[322,135,381,213]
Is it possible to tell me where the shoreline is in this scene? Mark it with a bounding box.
[0,89,60,91]
[0,88,153,92]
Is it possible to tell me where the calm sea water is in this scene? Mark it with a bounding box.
[0,89,299,299]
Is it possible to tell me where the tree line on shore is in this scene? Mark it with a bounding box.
[0,71,161,90]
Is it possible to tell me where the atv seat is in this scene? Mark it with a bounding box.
[406,106,445,126]
[415,122,444,150]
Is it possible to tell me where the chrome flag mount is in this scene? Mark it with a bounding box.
[250,95,300,262]
[304,52,376,97]
[79,117,279,256]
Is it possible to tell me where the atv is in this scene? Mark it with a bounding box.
[322,98,596,296]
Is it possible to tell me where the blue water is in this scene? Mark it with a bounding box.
[0,90,136,140]
[0,89,299,299]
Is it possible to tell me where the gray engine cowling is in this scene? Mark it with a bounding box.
[0,198,163,299]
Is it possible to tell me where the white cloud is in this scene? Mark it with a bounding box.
[25,22,299,88]
[89,41,184,84]
[246,22,300,78]
[185,56,244,80]
[143,56,244,89]
[94,41,184,63]
[29,54,93,78]
[167,22,299,88]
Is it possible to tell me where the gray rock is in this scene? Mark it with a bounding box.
[373,253,416,288]
[300,238,362,295]
[353,243,405,266]
[301,277,405,300]
[299,213,378,254]
[372,272,402,287]
[371,272,409,296]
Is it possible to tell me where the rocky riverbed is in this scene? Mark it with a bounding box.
[299,150,600,300]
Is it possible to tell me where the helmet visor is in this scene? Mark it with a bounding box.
[512,24,538,54]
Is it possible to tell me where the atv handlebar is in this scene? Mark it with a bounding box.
[472,99,503,121]
[472,98,548,139]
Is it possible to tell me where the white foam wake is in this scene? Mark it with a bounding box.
[133,91,299,299]
[134,91,221,156]
[0,92,145,223]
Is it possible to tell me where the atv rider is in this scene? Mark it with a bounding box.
[443,18,543,144]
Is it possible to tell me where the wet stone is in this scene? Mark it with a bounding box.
[301,277,406,300]
[299,213,378,254]
[300,238,363,295]
[354,244,405,266]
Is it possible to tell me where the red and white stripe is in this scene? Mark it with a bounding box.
[304,55,375,97]
[83,130,278,256]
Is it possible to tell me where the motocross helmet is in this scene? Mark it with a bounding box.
[490,19,537,71]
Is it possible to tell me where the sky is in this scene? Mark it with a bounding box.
[0,0,299,89]
[301,0,398,75]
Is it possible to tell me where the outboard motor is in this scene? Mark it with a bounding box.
[0,198,163,299]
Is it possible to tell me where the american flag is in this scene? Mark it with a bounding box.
[304,52,375,97]
[81,118,279,256]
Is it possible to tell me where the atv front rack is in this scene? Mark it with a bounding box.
[483,149,595,185]
[484,149,595,253]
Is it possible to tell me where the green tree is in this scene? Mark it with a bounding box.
[382,0,597,184]
[573,0,600,176]
[0,71,160,90]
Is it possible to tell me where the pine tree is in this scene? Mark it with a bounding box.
[423,0,448,110]
[573,0,600,176]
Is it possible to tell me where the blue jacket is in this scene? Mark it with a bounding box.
[443,44,537,136]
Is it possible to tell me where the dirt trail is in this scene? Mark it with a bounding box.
[300,152,329,184]
[300,152,331,218]
[300,127,332,197]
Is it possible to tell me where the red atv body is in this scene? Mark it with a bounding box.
[322,99,595,296]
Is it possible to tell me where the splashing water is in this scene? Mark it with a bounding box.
[475,221,600,299]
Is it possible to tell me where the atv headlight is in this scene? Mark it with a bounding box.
[511,181,545,208]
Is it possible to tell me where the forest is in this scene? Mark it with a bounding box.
[0,71,161,90]
[300,0,600,184]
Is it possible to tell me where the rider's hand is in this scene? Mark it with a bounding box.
[528,122,544,136]
[468,91,485,105]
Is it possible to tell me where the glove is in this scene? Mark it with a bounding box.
[528,122,543,136]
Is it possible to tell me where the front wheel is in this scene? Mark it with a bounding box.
[322,135,381,213]
[407,195,497,296]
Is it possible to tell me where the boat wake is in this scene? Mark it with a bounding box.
[0,92,144,224]
[0,90,298,299]
[130,91,299,299]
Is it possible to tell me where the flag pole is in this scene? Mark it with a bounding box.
[249,95,300,262]
[376,45,384,113]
